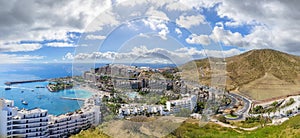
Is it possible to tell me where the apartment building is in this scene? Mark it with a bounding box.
[48,96,101,138]
[0,99,49,137]
[166,95,198,113]
[0,96,101,138]
[118,104,168,117]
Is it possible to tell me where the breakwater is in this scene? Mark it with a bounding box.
[60,97,86,101]
[5,79,48,85]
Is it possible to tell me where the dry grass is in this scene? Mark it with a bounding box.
[183,49,300,101]
[100,116,186,138]
[240,73,300,100]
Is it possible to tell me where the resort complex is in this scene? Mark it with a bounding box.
[0,95,101,138]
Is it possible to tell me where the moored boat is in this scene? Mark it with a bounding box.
[21,100,28,105]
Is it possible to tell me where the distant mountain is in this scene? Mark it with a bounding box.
[188,49,300,100]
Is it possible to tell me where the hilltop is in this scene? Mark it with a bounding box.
[190,49,300,100]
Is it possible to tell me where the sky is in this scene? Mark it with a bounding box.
[0,0,299,64]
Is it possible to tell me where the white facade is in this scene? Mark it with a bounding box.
[48,96,101,137]
[118,104,168,117]
[166,95,198,113]
[0,99,49,138]
[0,96,101,138]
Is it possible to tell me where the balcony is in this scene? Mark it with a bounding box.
[12,119,48,125]
[12,124,48,130]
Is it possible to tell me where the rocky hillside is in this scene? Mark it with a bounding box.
[189,49,300,100]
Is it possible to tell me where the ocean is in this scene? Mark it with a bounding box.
[0,63,176,115]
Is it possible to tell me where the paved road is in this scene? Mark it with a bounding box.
[230,93,251,114]
[225,93,252,120]
[226,94,238,109]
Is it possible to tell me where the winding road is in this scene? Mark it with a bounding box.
[226,92,252,120]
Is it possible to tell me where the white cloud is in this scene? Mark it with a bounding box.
[0,43,42,52]
[3,0,300,57]
[157,23,169,40]
[0,54,44,64]
[85,35,107,40]
[0,0,113,48]
[158,29,169,40]
[63,52,74,60]
[138,33,150,38]
[45,42,75,47]
[116,0,147,7]
[175,47,204,57]
[166,0,220,11]
[176,15,206,29]
[145,7,169,20]
[85,10,120,32]
[69,45,241,64]
[166,2,191,11]
[175,47,241,58]
[224,21,242,27]
[142,18,169,40]
[185,34,210,45]
[205,48,241,58]
[175,28,182,37]
[209,25,272,50]
[210,26,244,46]
[215,0,300,52]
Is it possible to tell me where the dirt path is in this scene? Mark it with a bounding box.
[213,121,259,131]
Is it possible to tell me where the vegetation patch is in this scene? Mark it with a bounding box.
[225,114,238,119]
[71,115,300,138]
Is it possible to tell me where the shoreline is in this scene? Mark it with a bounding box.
[74,86,111,97]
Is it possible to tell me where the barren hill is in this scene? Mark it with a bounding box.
[190,49,300,100]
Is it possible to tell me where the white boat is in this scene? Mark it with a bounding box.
[21,100,28,105]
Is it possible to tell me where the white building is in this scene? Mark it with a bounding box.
[166,95,198,113]
[0,99,49,138]
[118,104,168,117]
[0,96,101,138]
[48,96,101,137]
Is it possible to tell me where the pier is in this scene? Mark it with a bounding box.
[60,97,86,101]
[5,79,48,85]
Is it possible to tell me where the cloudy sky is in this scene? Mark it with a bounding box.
[0,0,299,64]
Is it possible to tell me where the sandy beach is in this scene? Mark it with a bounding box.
[75,86,111,97]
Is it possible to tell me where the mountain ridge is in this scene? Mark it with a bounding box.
[190,49,300,100]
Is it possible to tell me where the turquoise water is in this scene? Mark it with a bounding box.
[0,81,92,115]
[0,63,93,116]
[126,92,139,99]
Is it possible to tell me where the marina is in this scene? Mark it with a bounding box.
[0,81,92,115]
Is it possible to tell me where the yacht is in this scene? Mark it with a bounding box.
[21,100,28,105]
